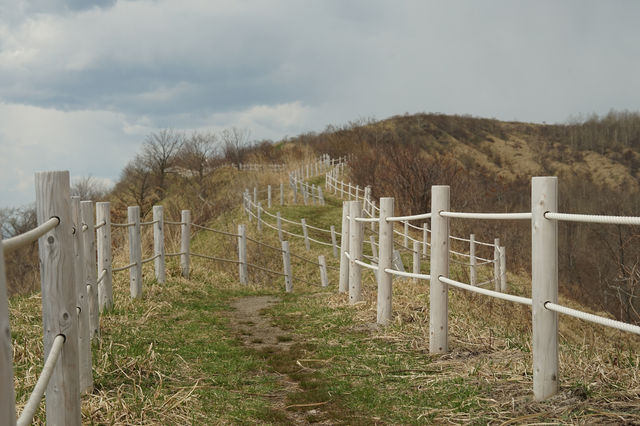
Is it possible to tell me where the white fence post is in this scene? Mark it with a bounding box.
[423,223,429,257]
[494,238,500,292]
[348,201,363,304]
[318,187,324,205]
[280,183,284,206]
[370,235,378,261]
[128,206,142,298]
[277,212,284,241]
[355,185,360,201]
[96,201,113,312]
[429,185,450,354]
[71,196,92,395]
[413,241,421,274]
[339,201,350,293]
[404,221,409,248]
[257,202,262,232]
[531,176,559,401]
[238,224,248,285]
[330,225,338,258]
[80,201,99,339]
[470,234,477,286]
[377,197,394,325]
[371,200,377,232]
[153,205,165,284]
[35,171,82,425]
[0,235,17,426]
[282,241,293,292]
[181,210,190,279]
[319,255,328,287]
[301,218,310,251]
[267,185,272,208]
[500,246,506,292]
[311,184,316,205]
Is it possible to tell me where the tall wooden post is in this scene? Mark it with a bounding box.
[181,210,191,279]
[494,238,501,292]
[330,225,338,258]
[348,201,363,304]
[338,201,350,293]
[238,224,248,285]
[301,219,310,250]
[0,235,16,426]
[257,202,263,232]
[377,197,394,324]
[153,205,165,284]
[404,221,409,248]
[429,185,449,354]
[128,206,142,298]
[282,241,292,292]
[413,241,421,274]
[80,201,99,338]
[35,171,82,425]
[470,234,477,286]
[531,176,558,400]
[96,202,113,312]
[423,223,429,257]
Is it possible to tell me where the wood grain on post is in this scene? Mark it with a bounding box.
[429,185,450,354]
[80,201,99,338]
[404,221,409,248]
[181,210,191,279]
[238,224,248,284]
[338,201,350,293]
[531,176,559,401]
[35,171,82,425]
[96,201,113,312]
[348,201,363,304]
[153,205,165,284]
[423,223,429,257]
[128,206,142,297]
[377,197,394,325]
[71,196,92,394]
[0,235,17,426]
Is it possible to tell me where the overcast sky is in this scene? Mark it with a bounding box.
[1,0,640,208]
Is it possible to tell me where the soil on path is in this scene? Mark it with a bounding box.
[228,296,333,425]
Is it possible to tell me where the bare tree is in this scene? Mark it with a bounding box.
[142,129,184,195]
[178,132,219,181]
[221,127,250,167]
[115,156,155,215]
[71,175,110,201]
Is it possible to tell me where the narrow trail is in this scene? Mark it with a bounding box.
[228,296,333,425]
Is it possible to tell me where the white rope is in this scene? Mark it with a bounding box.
[97,269,107,284]
[545,212,640,226]
[111,222,134,228]
[406,222,424,230]
[450,249,471,258]
[112,262,136,272]
[355,259,379,271]
[439,276,532,306]
[141,253,161,265]
[450,235,471,242]
[384,268,431,280]
[3,217,60,252]
[94,220,106,230]
[140,219,159,226]
[386,212,432,222]
[440,211,532,220]
[164,220,186,225]
[354,217,379,223]
[544,302,640,335]
[17,334,65,426]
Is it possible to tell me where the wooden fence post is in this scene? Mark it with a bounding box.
[128,206,142,298]
[330,225,338,258]
[531,176,559,401]
[71,196,92,395]
[348,201,363,304]
[429,185,450,354]
[319,255,328,287]
[301,218,310,251]
[267,185,272,208]
[0,235,17,426]
[181,210,190,279]
[276,212,284,241]
[35,171,82,425]
[500,246,506,292]
[282,241,293,292]
[318,187,324,205]
[96,201,113,312]
[404,221,409,248]
[423,223,429,257]
[470,234,477,286]
[280,183,284,206]
[338,201,350,293]
[370,235,378,261]
[355,185,360,201]
[153,205,165,284]
[377,197,394,324]
[238,224,248,284]
[257,202,263,232]
[413,241,421,274]
[302,182,308,205]
[80,201,99,339]
[494,238,500,292]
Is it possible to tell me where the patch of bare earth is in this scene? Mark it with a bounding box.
[229,296,333,425]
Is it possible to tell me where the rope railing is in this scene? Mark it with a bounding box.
[2,217,60,253]
[112,262,136,272]
[440,211,532,220]
[141,253,161,265]
[94,220,106,230]
[246,235,285,253]
[140,219,159,226]
[191,222,240,237]
[386,212,432,222]
[544,302,640,335]
[439,276,533,306]
[544,212,640,226]
[191,253,241,264]
[111,221,134,228]
[164,220,186,225]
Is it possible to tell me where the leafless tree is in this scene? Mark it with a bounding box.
[221,127,250,167]
[178,132,219,181]
[142,129,184,194]
[71,175,110,201]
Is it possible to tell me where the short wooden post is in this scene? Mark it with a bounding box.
[370,235,378,260]
[318,187,324,205]
[338,201,350,293]
[276,212,284,241]
[153,205,165,284]
[429,185,449,354]
[319,255,328,287]
[282,241,293,292]
[348,201,363,304]
[238,224,248,284]
[80,201,99,339]
[96,201,113,312]
[330,225,338,258]
[500,246,507,292]
[413,241,421,274]
[293,182,298,204]
[128,206,142,298]
[35,171,82,425]
[494,238,500,292]
[0,235,17,426]
[404,221,409,248]
[532,176,558,401]
[181,210,191,279]
[71,196,92,395]
[280,183,284,205]
[267,185,272,208]
[301,218,310,250]
[423,223,429,257]
[470,234,477,286]
[257,202,262,232]
[377,197,394,324]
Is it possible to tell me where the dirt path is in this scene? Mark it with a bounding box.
[228,296,333,425]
